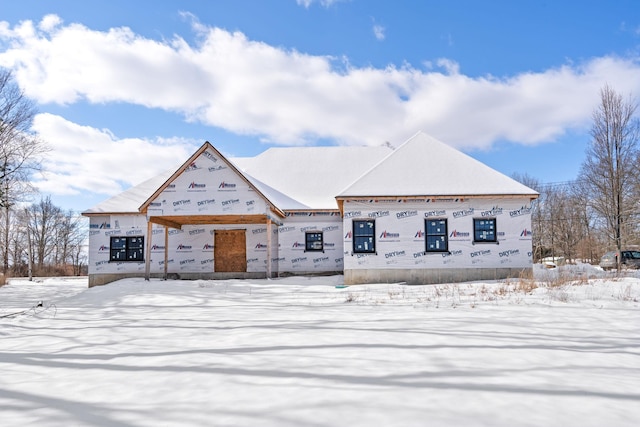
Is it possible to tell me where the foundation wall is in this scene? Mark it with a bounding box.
[344,267,531,286]
[88,272,268,287]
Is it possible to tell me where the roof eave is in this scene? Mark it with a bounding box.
[82,211,142,217]
[336,193,538,216]
[336,193,539,200]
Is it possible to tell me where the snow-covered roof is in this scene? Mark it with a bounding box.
[83,169,175,214]
[84,145,390,215]
[232,146,393,209]
[241,171,312,210]
[84,132,537,216]
[337,132,539,198]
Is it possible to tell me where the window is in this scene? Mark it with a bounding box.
[473,218,497,243]
[305,231,323,252]
[110,236,144,261]
[425,218,448,252]
[353,220,375,253]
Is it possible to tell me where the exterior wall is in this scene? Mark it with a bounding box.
[87,215,272,285]
[342,197,534,285]
[149,223,271,275]
[275,212,344,275]
[87,213,345,286]
[88,214,148,280]
[147,147,269,217]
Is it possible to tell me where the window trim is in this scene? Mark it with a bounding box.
[424,218,449,253]
[473,218,498,244]
[304,231,324,252]
[110,236,145,262]
[352,219,376,254]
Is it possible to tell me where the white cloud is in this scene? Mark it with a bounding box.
[435,58,460,75]
[30,113,198,196]
[295,0,345,8]
[38,14,62,32]
[373,24,385,41]
[1,15,640,155]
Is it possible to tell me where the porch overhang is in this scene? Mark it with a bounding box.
[147,214,275,230]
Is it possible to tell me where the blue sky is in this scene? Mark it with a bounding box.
[1,0,639,213]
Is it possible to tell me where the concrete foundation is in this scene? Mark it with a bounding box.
[88,272,268,287]
[88,270,348,287]
[344,267,531,285]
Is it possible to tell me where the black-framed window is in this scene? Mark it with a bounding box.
[305,231,323,252]
[425,218,448,252]
[353,220,375,254]
[110,236,144,261]
[473,218,497,243]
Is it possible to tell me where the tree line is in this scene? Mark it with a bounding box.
[1,197,86,278]
[515,85,640,268]
[0,69,86,279]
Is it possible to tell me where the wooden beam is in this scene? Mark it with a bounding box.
[336,199,344,217]
[144,221,152,281]
[150,214,268,227]
[163,226,168,280]
[148,216,183,230]
[266,211,272,279]
[336,194,538,203]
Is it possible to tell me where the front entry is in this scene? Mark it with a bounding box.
[214,229,247,272]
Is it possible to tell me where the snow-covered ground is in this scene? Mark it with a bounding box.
[1,266,639,427]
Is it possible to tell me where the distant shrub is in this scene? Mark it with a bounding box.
[516,269,538,293]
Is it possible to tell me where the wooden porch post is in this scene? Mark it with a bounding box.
[144,220,152,281]
[266,216,272,279]
[164,225,169,280]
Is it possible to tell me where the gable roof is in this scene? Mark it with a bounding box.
[138,141,286,218]
[83,142,304,216]
[337,132,539,199]
[232,145,392,209]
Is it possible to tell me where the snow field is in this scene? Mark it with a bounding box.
[0,268,639,427]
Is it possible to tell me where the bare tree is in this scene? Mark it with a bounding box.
[14,200,87,277]
[0,70,46,196]
[54,209,86,273]
[577,85,640,269]
[550,185,588,263]
[3,207,29,276]
[516,178,594,265]
[27,197,63,270]
[511,173,544,262]
[535,183,567,263]
[0,69,48,274]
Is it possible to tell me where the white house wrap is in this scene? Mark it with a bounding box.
[83,132,538,287]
